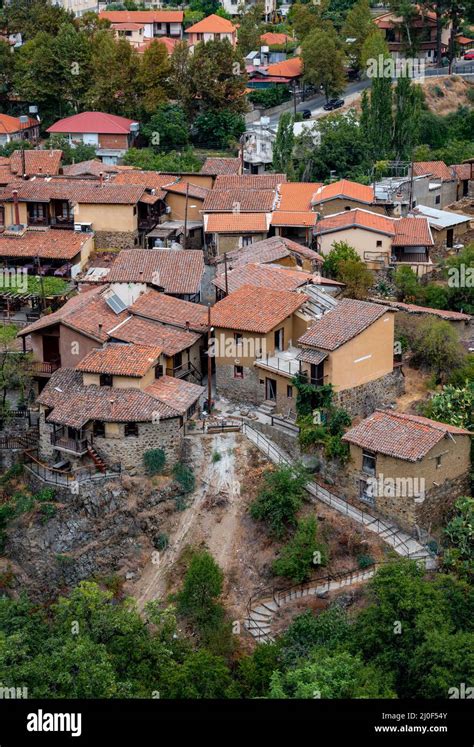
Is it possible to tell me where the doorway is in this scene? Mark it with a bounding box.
[265,377,277,401]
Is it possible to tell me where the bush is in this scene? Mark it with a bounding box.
[211,451,221,463]
[153,533,169,551]
[143,448,166,476]
[177,550,225,638]
[40,504,57,524]
[357,554,375,569]
[272,517,328,582]
[248,86,291,109]
[172,463,195,493]
[250,464,309,538]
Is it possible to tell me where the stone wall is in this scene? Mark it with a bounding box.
[416,473,471,532]
[94,230,139,250]
[216,363,263,405]
[334,368,405,418]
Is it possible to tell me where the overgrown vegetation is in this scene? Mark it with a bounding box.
[250,463,309,538]
[272,517,328,583]
[143,448,166,476]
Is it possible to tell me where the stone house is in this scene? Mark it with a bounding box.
[212,261,319,301]
[217,235,324,274]
[212,284,313,411]
[342,410,471,533]
[411,205,471,253]
[412,161,458,208]
[37,342,204,474]
[297,298,404,416]
[310,180,387,217]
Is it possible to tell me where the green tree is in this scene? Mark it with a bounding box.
[237,3,265,56]
[273,517,327,582]
[164,649,238,698]
[322,240,360,278]
[299,111,370,181]
[187,39,247,118]
[136,40,171,114]
[393,74,423,161]
[443,496,474,580]
[272,111,295,176]
[47,135,97,166]
[189,0,220,14]
[337,258,374,299]
[411,318,466,383]
[250,463,309,538]
[423,382,473,431]
[302,24,347,103]
[142,104,189,151]
[394,265,420,302]
[410,630,474,698]
[193,109,245,149]
[86,32,139,117]
[342,0,376,72]
[360,32,393,160]
[177,550,225,638]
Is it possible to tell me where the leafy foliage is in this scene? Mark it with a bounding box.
[250,463,309,538]
[143,448,166,476]
[272,517,328,582]
[443,497,474,581]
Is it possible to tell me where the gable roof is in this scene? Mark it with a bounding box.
[392,216,433,246]
[275,182,322,212]
[18,286,128,342]
[106,249,204,295]
[213,262,316,294]
[203,189,276,213]
[112,170,177,198]
[186,14,236,34]
[0,179,145,205]
[342,410,471,462]
[0,114,38,134]
[62,160,128,177]
[47,112,137,135]
[451,163,471,181]
[76,342,162,377]
[312,179,374,205]
[0,229,91,261]
[200,157,241,176]
[260,32,293,45]
[214,174,286,190]
[163,181,209,200]
[411,204,471,229]
[315,208,395,236]
[370,298,471,323]
[271,211,318,227]
[110,315,200,357]
[298,298,392,350]
[146,375,204,413]
[265,57,302,78]
[130,288,208,332]
[222,235,323,267]
[211,284,307,333]
[412,161,454,182]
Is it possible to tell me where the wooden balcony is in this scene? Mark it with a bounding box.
[31,360,61,376]
[50,426,89,455]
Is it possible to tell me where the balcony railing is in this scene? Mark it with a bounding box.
[31,360,61,376]
[50,427,89,455]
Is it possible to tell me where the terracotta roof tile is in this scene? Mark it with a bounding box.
[112,170,177,199]
[298,298,391,350]
[211,284,307,333]
[342,409,471,462]
[0,229,91,260]
[213,262,315,293]
[76,342,162,376]
[100,10,184,22]
[111,315,201,356]
[311,179,374,205]
[315,209,395,235]
[9,150,62,177]
[276,182,322,212]
[392,217,433,246]
[62,160,129,177]
[205,213,269,232]
[163,181,209,200]
[451,163,472,181]
[214,174,286,190]
[371,299,471,322]
[271,211,318,227]
[106,249,204,294]
[130,288,208,332]
[186,13,236,33]
[260,32,293,45]
[0,179,145,205]
[412,161,454,182]
[265,57,302,78]
[221,235,323,267]
[200,157,241,175]
[203,189,276,212]
[0,113,38,134]
[146,375,204,413]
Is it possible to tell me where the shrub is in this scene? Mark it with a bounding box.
[40,504,57,524]
[35,487,55,503]
[357,554,375,569]
[211,451,221,463]
[153,533,169,551]
[172,463,195,493]
[250,463,309,538]
[272,517,328,582]
[143,448,166,476]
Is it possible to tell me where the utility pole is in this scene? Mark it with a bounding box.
[207,304,213,417]
[36,254,45,312]
[293,81,297,117]
[183,181,189,250]
[223,252,229,296]
[408,160,414,211]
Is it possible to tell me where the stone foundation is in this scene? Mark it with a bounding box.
[334,368,405,417]
[216,363,263,405]
[94,230,139,250]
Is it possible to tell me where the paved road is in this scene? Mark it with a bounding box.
[267,59,474,127]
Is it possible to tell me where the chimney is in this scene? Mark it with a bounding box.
[98,323,103,335]
[185,320,190,332]
[12,189,20,226]
[99,171,104,187]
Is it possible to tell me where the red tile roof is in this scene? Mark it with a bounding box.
[106,249,204,295]
[200,157,241,175]
[9,150,62,177]
[260,32,293,45]
[146,375,204,413]
[0,179,145,205]
[213,262,316,294]
[342,409,471,462]
[392,217,433,246]
[137,37,181,55]
[276,182,322,212]
[412,161,454,182]
[110,21,145,30]
[130,288,208,332]
[62,160,129,177]
[370,299,471,322]
[211,284,307,333]
[205,212,269,233]
[298,299,392,350]
[316,209,395,235]
[163,181,209,200]
[266,57,302,78]
[452,163,472,181]
[203,189,276,212]
[76,342,162,377]
[221,236,323,267]
[18,286,129,342]
[186,14,236,34]
[0,114,38,134]
[100,10,184,23]
[0,229,90,260]
[47,111,138,135]
[111,315,201,356]
[312,179,374,205]
[112,170,177,199]
[271,211,318,227]
[214,174,286,190]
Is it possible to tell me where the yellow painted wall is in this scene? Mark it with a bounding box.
[317,227,392,268]
[165,192,204,221]
[74,203,137,232]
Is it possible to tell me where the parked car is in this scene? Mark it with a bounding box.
[464,49,474,60]
[301,109,312,119]
[54,262,72,277]
[323,98,345,111]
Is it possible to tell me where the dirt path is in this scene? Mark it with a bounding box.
[132,432,247,610]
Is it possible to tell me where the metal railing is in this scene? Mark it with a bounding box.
[23,449,122,486]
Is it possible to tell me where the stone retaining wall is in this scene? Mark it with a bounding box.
[94,230,139,250]
[334,368,405,417]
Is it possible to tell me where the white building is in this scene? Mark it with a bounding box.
[52,0,100,17]
[221,0,276,22]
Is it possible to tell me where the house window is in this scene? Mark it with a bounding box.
[287,385,293,398]
[359,479,375,506]
[0,206,4,227]
[242,236,253,246]
[435,195,441,205]
[435,455,442,468]
[376,240,382,247]
[362,450,376,476]
[412,200,416,208]
[234,365,244,379]
[154,364,163,379]
[124,422,138,437]
[99,373,113,387]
